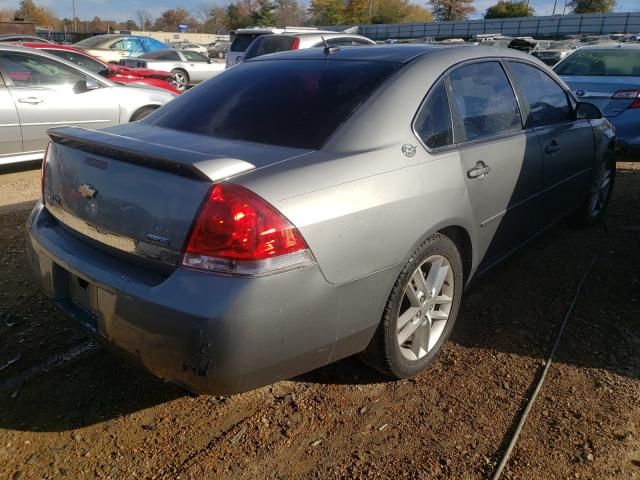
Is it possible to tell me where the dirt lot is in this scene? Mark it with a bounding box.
[0,164,639,480]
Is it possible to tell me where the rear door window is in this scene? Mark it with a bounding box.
[414,81,453,149]
[149,59,400,149]
[244,36,296,60]
[230,34,264,52]
[508,61,573,127]
[44,49,106,74]
[448,61,522,142]
[0,52,86,89]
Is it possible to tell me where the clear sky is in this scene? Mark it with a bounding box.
[0,0,638,22]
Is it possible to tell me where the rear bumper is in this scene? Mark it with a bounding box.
[26,203,390,394]
[608,112,640,160]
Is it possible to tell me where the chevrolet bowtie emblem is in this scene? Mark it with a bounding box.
[78,183,97,199]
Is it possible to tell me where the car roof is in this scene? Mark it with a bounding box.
[247,43,541,66]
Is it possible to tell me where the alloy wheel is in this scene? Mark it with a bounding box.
[396,255,454,361]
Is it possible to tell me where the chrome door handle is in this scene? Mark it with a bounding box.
[467,161,491,180]
[545,141,560,154]
[18,97,43,105]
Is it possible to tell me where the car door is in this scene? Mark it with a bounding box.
[506,61,594,222]
[446,61,544,270]
[0,51,120,153]
[180,51,212,83]
[0,72,22,161]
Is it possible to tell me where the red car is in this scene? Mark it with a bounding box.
[22,43,180,94]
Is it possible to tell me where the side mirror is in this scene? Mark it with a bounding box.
[73,77,100,93]
[575,102,602,120]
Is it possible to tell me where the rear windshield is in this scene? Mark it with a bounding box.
[74,36,109,48]
[148,59,399,149]
[230,34,265,52]
[244,35,296,60]
[555,49,640,76]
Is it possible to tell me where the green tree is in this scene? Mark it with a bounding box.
[371,0,432,23]
[121,19,139,31]
[252,0,276,26]
[153,8,193,31]
[275,0,306,26]
[428,0,475,21]
[15,0,58,27]
[485,1,533,18]
[567,0,616,13]
[345,0,369,23]
[308,0,345,25]
[227,3,253,29]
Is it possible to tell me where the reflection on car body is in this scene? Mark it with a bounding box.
[27,45,615,395]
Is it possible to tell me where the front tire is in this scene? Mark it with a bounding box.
[130,106,157,122]
[361,233,463,379]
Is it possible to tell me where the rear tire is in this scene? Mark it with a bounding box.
[171,69,189,92]
[577,148,616,225]
[361,233,463,379]
[130,106,157,122]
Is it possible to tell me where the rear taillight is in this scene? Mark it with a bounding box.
[41,141,51,204]
[291,37,300,50]
[181,183,314,276]
[612,89,640,108]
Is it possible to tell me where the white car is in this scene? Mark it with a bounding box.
[0,44,175,166]
[179,43,208,55]
[121,49,225,92]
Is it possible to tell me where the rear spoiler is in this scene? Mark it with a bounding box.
[48,126,211,181]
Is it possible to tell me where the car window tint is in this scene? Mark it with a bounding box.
[0,52,85,89]
[414,81,453,149]
[112,38,140,52]
[244,36,296,60]
[230,34,264,52]
[554,49,640,76]
[182,50,208,62]
[149,59,399,149]
[44,49,105,74]
[508,61,573,127]
[448,62,522,142]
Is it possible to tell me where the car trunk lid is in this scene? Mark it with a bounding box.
[43,125,312,273]
[561,75,640,117]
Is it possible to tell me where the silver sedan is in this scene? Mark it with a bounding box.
[27,45,614,394]
[0,44,176,166]
[120,49,225,91]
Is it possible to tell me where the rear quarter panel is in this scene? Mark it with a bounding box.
[234,51,481,285]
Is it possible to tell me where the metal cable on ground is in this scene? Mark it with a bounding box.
[491,222,608,480]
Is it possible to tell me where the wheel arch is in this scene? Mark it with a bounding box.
[438,225,473,285]
[129,104,160,122]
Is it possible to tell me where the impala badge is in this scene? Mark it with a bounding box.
[79,184,97,199]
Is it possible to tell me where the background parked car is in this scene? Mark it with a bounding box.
[73,34,168,63]
[554,44,640,159]
[121,48,224,91]
[177,43,208,55]
[207,41,230,59]
[29,45,614,395]
[0,44,175,166]
[532,39,580,65]
[241,32,376,62]
[23,42,179,94]
[226,27,339,68]
[0,34,54,44]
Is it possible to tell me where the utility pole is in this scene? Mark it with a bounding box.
[72,0,77,32]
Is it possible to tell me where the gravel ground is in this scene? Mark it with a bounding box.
[0,164,638,480]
